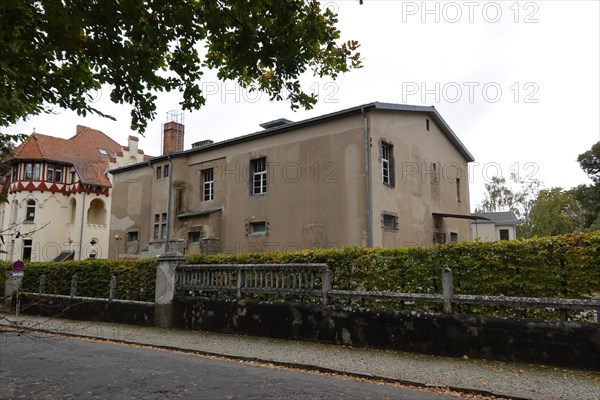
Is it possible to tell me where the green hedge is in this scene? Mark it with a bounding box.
[187,232,600,299]
[20,259,157,302]
[14,231,600,306]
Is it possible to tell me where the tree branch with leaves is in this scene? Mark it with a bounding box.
[0,0,362,133]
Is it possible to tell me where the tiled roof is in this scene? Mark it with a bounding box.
[470,211,519,225]
[11,125,124,187]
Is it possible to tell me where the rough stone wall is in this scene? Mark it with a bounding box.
[173,297,600,369]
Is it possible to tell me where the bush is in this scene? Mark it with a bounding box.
[20,258,157,302]
[15,231,600,306]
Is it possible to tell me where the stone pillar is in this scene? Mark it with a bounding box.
[155,252,185,328]
[3,272,23,310]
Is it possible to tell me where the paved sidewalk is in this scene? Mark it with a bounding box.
[1,313,598,400]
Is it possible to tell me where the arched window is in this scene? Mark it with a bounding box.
[87,198,106,225]
[69,198,77,224]
[25,200,36,222]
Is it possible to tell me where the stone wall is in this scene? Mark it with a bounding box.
[173,297,600,370]
[18,293,154,326]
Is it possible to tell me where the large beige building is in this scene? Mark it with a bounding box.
[0,126,148,262]
[108,102,475,258]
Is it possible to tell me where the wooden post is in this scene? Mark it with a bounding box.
[70,275,78,297]
[39,275,45,295]
[109,275,117,300]
[322,267,331,306]
[442,268,453,314]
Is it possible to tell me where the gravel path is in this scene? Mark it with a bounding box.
[1,313,598,400]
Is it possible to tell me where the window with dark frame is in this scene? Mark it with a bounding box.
[499,229,510,240]
[153,213,167,240]
[450,232,458,242]
[25,200,36,222]
[188,231,201,244]
[47,164,63,182]
[127,231,139,242]
[202,168,214,201]
[382,213,398,231]
[156,166,162,179]
[251,158,267,195]
[249,221,267,235]
[12,165,18,181]
[456,178,462,202]
[163,164,169,178]
[381,142,394,186]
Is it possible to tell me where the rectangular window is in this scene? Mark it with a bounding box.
[70,171,77,184]
[153,214,167,240]
[382,213,398,231]
[12,164,18,181]
[23,239,33,261]
[450,232,458,242]
[26,200,36,222]
[426,118,430,131]
[249,221,267,235]
[456,178,462,202]
[127,231,139,242]
[156,166,162,179]
[499,229,510,240]
[46,164,63,182]
[251,158,267,195]
[163,164,169,178]
[434,232,446,244]
[381,142,394,186]
[202,169,214,201]
[188,231,201,244]
[32,163,41,180]
[24,163,32,180]
[161,213,167,240]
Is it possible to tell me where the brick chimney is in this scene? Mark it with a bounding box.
[162,121,184,154]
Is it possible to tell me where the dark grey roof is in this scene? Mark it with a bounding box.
[110,102,474,174]
[470,211,519,225]
[177,206,223,218]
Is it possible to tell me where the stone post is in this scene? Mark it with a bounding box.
[442,267,453,314]
[3,272,22,310]
[155,251,184,328]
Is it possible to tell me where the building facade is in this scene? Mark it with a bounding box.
[470,211,519,241]
[0,126,147,262]
[109,102,475,258]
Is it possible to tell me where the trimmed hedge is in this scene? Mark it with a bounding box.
[14,232,600,306]
[20,259,157,302]
[187,232,600,299]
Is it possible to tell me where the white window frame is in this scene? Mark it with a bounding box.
[202,168,214,201]
[381,142,393,186]
[251,158,267,195]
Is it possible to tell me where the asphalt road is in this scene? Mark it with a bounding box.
[0,331,460,400]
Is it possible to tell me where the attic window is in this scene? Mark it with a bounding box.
[98,148,109,156]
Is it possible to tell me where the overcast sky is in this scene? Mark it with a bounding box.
[6,0,600,210]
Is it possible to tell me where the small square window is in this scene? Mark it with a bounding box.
[499,229,510,240]
[382,213,398,231]
[249,221,267,235]
[450,232,458,242]
[188,231,201,244]
[127,231,139,242]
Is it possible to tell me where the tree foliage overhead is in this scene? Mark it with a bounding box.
[0,0,361,133]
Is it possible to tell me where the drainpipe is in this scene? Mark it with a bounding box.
[361,107,373,248]
[165,155,174,253]
[78,184,89,260]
